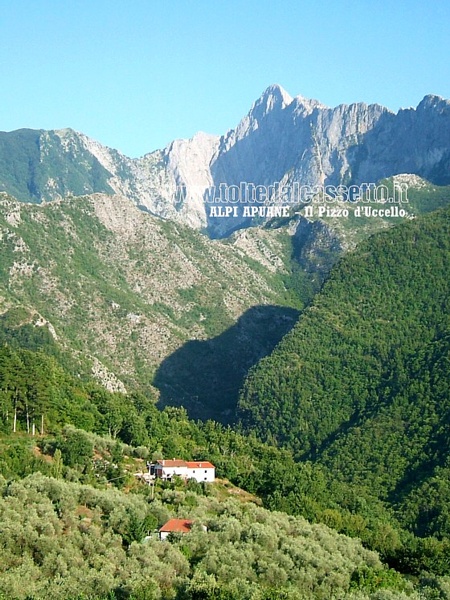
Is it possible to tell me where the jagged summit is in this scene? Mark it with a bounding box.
[417,93,450,111]
[260,83,293,107]
[1,87,450,237]
[249,84,294,119]
[291,92,326,112]
[54,127,75,136]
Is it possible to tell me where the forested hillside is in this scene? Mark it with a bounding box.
[0,471,413,600]
[239,205,450,454]
[0,191,308,419]
[0,328,415,599]
[238,207,450,551]
[1,183,450,598]
[0,178,449,424]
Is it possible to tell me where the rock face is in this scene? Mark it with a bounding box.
[1,85,450,237]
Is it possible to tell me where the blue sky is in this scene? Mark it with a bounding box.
[1,1,449,157]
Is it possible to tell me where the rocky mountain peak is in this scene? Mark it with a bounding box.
[262,83,293,106]
[416,93,450,112]
[1,86,450,237]
[249,84,293,119]
[291,93,326,114]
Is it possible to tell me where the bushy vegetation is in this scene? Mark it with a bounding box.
[239,206,450,456]
[0,229,450,590]
[0,470,418,600]
[0,192,308,414]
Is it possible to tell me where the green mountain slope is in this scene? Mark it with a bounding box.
[238,205,450,468]
[0,192,308,417]
[0,129,114,202]
[0,324,412,598]
[1,295,449,589]
[0,470,409,600]
[0,176,449,422]
[320,331,450,496]
[235,206,450,574]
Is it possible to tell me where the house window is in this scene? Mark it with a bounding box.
[204,470,207,473]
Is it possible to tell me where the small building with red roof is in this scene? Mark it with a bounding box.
[159,518,194,541]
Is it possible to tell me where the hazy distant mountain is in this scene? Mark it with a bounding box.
[1,85,450,237]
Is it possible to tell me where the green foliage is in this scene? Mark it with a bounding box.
[56,428,94,468]
[0,180,449,596]
[349,565,408,594]
[51,448,63,479]
[0,437,51,479]
[239,206,450,468]
[0,193,309,420]
[0,472,412,600]
[0,344,98,435]
[237,207,450,574]
[155,304,300,422]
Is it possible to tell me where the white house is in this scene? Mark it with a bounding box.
[153,459,215,483]
[153,459,189,480]
[186,461,215,483]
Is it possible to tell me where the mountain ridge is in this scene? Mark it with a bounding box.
[0,190,309,408]
[1,86,450,237]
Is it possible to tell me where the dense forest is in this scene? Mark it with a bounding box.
[239,206,450,456]
[0,342,416,599]
[239,205,449,468]
[237,207,450,574]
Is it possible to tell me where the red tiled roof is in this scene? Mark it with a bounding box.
[159,518,193,533]
[186,461,215,469]
[156,459,215,469]
[156,460,187,468]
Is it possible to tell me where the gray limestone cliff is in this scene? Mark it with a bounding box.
[1,85,449,237]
